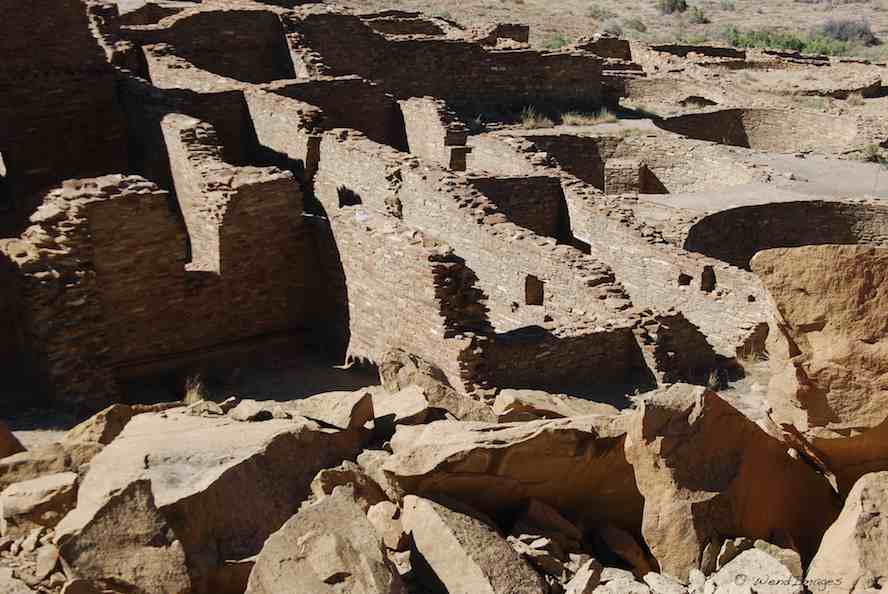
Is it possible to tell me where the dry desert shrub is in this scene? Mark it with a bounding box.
[520,106,554,128]
[561,108,618,125]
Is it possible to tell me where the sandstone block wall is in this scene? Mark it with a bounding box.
[0,177,175,408]
[466,175,570,241]
[313,131,633,331]
[684,200,888,269]
[266,77,406,149]
[162,114,307,347]
[0,0,128,235]
[245,90,324,178]
[364,15,446,36]
[312,207,491,392]
[399,98,470,170]
[286,10,603,112]
[123,7,296,83]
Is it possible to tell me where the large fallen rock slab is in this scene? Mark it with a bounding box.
[806,471,888,593]
[751,246,888,494]
[378,349,495,422]
[493,389,619,422]
[55,409,368,593]
[706,549,802,594]
[0,421,25,459]
[0,444,69,492]
[1,472,78,537]
[402,495,547,594]
[624,384,839,582]
[384,415,642,533]
[245,486,405,594]
[58,479,190,594]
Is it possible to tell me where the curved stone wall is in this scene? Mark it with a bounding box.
[684,200,888,269]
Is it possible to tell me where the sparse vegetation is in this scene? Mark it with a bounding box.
[720,0,736,10]
[658,0,689,14]
[544,32,571,50]
[862,143,888,166]
[624,17,648,32]
[561,108,618,125]
[184,374,209,404]
[689,6,711,23]
[814,17,881,46]
[602,18,624,36]
[588,3,617,20]
[722,25,853,55]
[520,106,555,128]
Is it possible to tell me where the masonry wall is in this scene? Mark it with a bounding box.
[399,97,470,170]
[245,90,323,179]
[265,77,406,149]
[684,201,888,269]
[162,114,307,349]
[123,7,295,83]
[286,10,603,112]
[0,177,171,408]
[314,207,491,392]
[485,325,644,397]
[0,0,128,235]
[312,131,635,334]
[466,175,570,241]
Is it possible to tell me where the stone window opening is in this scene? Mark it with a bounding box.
[525,274,544,306]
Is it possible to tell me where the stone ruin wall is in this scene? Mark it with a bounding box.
[122,6,296,84]
[0,0,128,236]
[465,175,571,242]
[466,131,770,359]
[311,207,491,393]
[399,97,470,171]
[684,200,888,269]
[285,9,604,113]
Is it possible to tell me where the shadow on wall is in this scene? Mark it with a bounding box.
[304,209,351,362]
[683,200,888,269]
[654,109,860,153]
[486,325,657,408]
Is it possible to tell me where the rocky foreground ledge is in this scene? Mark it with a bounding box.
[1,245,887,594]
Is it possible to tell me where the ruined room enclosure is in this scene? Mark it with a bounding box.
[1,0,887,415]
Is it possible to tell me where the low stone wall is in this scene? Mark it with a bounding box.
[684,200,888,269]
[265,76,406,150]
[285,8,603,112]
[466,175,570,241]
[123,6,295,83]
[399,97,470,170]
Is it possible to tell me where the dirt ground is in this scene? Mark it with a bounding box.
[340,0,888,59]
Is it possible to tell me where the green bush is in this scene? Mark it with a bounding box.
[657,0,688,14]
[722,25,852,55]
[720,0,736,10]
[544,33,571,49]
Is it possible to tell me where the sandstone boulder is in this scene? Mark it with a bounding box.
[0,444,69,492]
[0,568,35,594]
[367,501,409,551]
[385,415,642,532]
[55,409,367,592]
[245,486,405,594]
[0,421,25,459]
[565,558,603,594]
[493,389,619,422]
[402,495,547,593]
[58,479,190,594]
[751,246,888,494]
[706,549,802,594]
[806,471,888,593]
[1,472,78,537]
[310,460,389,512]
[378,349,495,422]
[623,384,839,582]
